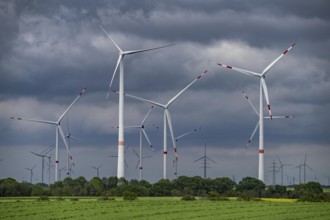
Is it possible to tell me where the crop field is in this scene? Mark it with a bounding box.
[0,197,330,220]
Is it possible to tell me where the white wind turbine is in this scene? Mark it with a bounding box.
[92,164,103,178]
[242,91,295,149]
[25,165,36,184]
[114,70,208,179]
[217,43,295,182]
[11,88,87,182]
[98,25,174,179]
[173,127,202,177]
[126,106,154,181]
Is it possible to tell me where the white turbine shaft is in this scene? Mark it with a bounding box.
[139,129,143,181]
[259,81,264,181]
[163,111,167,179]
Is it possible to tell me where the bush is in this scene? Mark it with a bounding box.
[36,196,49,201]
[298,192,330,202]
[237,192,261,201]
[181,195,196,201]
[123,191,138,201]
[207,191,229,201]
[98,196,115,201]
[56,197,64,201]
[70,198,79,201]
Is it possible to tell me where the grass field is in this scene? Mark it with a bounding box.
[1,197,330,220]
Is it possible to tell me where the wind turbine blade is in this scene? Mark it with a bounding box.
[277,156,283,165]
[58,125,73,161]
[261,78,272,119]
[175,127,201,141]
[265,115,295,119]
[247,121,260,148]
[30,152,43,157]
[99,164,103,169]
[261,43,296,76]
[125,44,175,55]
[107,55,122,99]
[133,149,139,158]
[217,63,261,77]
[10,117,56,125]
[141,106,154,126]
[98,25,123,53]
[69,135,81,142]
[141,128,153,149]
[165,109,177,158]
[58,88,87,123]
[167,70,208,107]
[115,90,165,108]
[32,165,37,170]
[242,91,259,116]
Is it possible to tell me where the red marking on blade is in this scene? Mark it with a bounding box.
[292,43,296,47]
[139,167,143,170]
[70,156,72,160]
[248,140,251,143]
[55,160,59,163]
[283,50,288,55]
[174,149,177,153]
[204,70,208,73]
[259,149,265,154]
[285,116,289,118]
[10,117,14,119]
[245,96,249,99]
[18,118,22,120]
[217,63,223,66]
[227,66,232,69]
[164,151,167,155]
[197,75,201,79]
[267,105,271,111]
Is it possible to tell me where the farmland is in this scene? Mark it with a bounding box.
[1,197,330,220]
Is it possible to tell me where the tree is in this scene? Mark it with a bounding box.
[150,179,173,196]
[236,177,266,197]
[294,182,323,195]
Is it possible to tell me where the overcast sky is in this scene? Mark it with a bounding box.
[1,0,329,185]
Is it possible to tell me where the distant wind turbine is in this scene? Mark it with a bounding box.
[276,156,292,186]
[11,88,87,182]
[98,25,174,179]
[217,43,296,182]
[25,165,36,184]
[92,164,103,178]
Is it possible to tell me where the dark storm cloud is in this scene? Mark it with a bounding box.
[0,0,329,183]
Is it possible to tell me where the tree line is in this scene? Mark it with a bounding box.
[0,176,329,201]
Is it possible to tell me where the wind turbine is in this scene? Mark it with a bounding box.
[242,91,295,149]
[298,154,313,183]
[25,165,36,184]
[64,114,80,178]
[173,127,202,177]
[218,43,296,182]
[11,88,87,182]
[276,156,292,186]
[113,70,208,179]
[98,25,174,179]
[153,125,202,177]
[194,143,216,179]
[295,164,303,184]
[133,149,151,181]
[126,106,154,180]
[30,152,48,184]
[92,164,103,178]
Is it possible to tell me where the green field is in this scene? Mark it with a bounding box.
[1,197,330,220]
